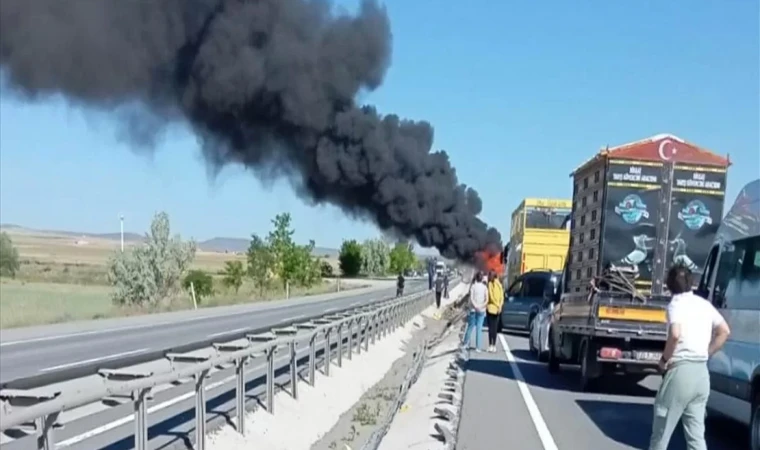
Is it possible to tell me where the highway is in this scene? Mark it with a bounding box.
[456,332,747,450]
[0,279,425,386]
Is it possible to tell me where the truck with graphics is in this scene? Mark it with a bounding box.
[546,134,730,391]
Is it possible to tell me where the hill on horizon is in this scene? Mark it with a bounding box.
[0,224,442,258]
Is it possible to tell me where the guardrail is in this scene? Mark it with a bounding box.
[0,286,446,450]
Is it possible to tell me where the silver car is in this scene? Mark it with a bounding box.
[528,301,555,361]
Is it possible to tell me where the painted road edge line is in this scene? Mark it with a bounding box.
[39,348,150,373]
[498,334,559,450]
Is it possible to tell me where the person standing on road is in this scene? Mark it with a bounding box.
[434,272,445,309]
[443,271,450,299]
[396,272,405,297]
[485,271,504,353]
[462,272,488,352]
[648,265,731,450]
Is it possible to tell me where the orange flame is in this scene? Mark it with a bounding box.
[475,251,504,276]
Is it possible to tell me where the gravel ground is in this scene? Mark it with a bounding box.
[309,315,446,450]
[310,286,468,450]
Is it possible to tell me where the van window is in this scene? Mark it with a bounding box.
[508,279,523,297]
[523,275,547,297]
[698,245,719,297]
[726,236,760,310]
[712,240,744,308]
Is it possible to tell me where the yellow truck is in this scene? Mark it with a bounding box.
[506,198,571,286]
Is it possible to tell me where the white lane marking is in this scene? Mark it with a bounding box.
[207,327,249,339]
[55,348,309,447]
[498,334,559,450]
[39,348,150,373]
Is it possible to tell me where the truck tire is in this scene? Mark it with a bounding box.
[751,390,759,450]
[578,340,599,392]
[547,331,559,374]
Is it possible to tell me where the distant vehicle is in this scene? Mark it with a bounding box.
[501,269,560,333]
[435,260,445,276]
[695,179,760,449]
[506,198,571,287]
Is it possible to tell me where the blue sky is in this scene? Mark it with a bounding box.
[1,0,758,250]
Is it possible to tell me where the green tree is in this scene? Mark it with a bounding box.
[247,234,274,295]
[339,239,363,277]
[361,238,390,276]
[221,260,245,294]
[266,213,321,288]
[0,232,20,278]
[267,213,298,289]
[107,212,196,307]
[389,242,416,275]
[291,240,322,287]
[320,260,334,278]
[182,270,214,304]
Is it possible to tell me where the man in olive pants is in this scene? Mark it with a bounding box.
[648,266,731,450]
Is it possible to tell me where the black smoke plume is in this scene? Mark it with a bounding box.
[0,0,502,260]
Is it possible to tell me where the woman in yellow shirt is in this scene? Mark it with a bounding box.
[486,271,504,353]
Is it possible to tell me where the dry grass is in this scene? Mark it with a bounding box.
[0,228,349,328]
[0,277,343,328]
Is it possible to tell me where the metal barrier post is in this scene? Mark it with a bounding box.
[195,370,209,450]
[347,319,354,360]
[289,341,298,399]
[266,346,275,414]
[324,327,331,376]
[370,314,377,345]
[364,316,371,351]
[235,357,247,435]
[309,334,317,386]
[336,323,343,368]
[357,318,363,355]
[134,389,149,450]
[37,412,58,450]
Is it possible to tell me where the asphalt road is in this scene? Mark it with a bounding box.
[0,280,425,384]
[456,332,747,450]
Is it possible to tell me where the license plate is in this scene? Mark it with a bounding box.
[634,351,662,361]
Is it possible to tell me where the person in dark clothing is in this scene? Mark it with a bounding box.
[396,273,405,297]
[434,274,444,308]
[443,272,450,299]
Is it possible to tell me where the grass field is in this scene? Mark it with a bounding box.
[0,228,348,328]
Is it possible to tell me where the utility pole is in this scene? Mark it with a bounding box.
[120,214,125,252]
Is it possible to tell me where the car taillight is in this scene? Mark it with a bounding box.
[599,347,622,359]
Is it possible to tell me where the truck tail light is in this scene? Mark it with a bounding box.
[599,347,622,359]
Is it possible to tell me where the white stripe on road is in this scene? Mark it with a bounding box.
[207,327,250,338]
[39,348,150,372]
[498,334,558,450]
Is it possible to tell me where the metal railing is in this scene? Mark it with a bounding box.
[0,287,441,450]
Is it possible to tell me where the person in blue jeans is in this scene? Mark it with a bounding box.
[462,271,488,352]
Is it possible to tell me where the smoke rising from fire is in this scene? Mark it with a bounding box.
[0,0,502,260]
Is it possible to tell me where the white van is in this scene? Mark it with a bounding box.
[696,179,760,449]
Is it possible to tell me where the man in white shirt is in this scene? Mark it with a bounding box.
[462,272,488,352]
[648,265,731,450]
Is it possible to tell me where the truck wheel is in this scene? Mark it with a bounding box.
[578,341,599,392]
[547,332,559,374]
[751,390,759,450]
